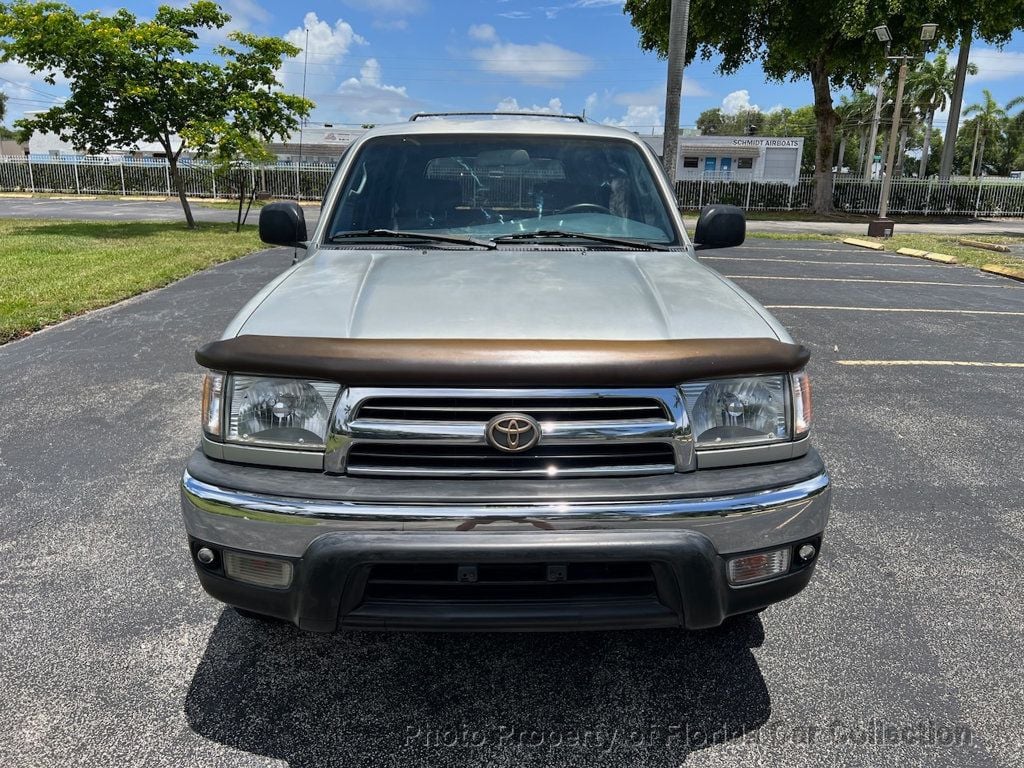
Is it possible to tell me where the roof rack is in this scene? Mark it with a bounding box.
[408,111,586,123]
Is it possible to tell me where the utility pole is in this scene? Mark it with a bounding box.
[863,74,885,181]
[661,0,690,185]
[870,56,908,235]
[939,29,971,179]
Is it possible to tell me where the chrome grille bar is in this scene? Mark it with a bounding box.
[324,387,694,477]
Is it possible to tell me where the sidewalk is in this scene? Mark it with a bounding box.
[745,217,1024,237]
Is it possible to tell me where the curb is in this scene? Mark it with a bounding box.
[894,247,957,264]
[841,238,885,251]
[959,238,1010,253]
[980,263,1024,282]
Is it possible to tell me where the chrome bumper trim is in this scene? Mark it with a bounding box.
[181,470,831,557]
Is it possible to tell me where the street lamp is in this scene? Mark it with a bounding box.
[868,23,938,238]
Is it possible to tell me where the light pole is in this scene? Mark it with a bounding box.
[868,23,937,238]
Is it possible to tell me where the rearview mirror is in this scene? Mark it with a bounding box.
[693,204,745,250]
[259,201,307,247]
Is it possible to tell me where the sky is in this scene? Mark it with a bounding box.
[3,0,1024,140]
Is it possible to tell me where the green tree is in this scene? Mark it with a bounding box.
[624,0,923,212]
[1006,96,1024,172]
[623,0,1024,211]
[0,1,313,227]
[906,49,976,177]
[964,89,1008,176]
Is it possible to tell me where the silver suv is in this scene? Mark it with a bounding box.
[181,115,830,631]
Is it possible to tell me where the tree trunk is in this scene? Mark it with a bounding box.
[896,125,909,178]
[167,155,196,229]
[809,56,838,213]
[661,0,691,184]
[969,124,980,177]
[919,111,934,178]
[857,128,868,176]
[939,29,972,179]
[836,134,847,173]
[977,133,987,176]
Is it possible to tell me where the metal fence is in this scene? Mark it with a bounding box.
[675,175,1024,217]
[0,155,336,201]
[4,156,1024,216]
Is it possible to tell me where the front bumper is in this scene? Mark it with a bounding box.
[181,450,831,631]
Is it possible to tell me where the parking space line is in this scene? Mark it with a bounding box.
[725,275,1009,288]
[836,359,1024,368]
[701,256,936,268]
[731,246,871,253]
[766,305,1024,316]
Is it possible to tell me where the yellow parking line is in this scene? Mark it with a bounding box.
[726,275,1006,288]
[701,256,936,268]
[766,305,1024,316]
[836,360,1024,368]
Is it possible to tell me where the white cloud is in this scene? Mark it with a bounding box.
[498,11,531,19]
[602,105,661,129]
[0,61,67,125]
[468,23,498,42]
[721,89,759,115]
[471,41,592,84]
[372,19,409,30]
[966,48,1024,82]
[495,96,565,114]
[584,91,598,113]
[331,58,415,123]
[279,13,367,96]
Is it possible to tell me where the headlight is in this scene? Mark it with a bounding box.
[684,374,803,449]
[202,374,341,450]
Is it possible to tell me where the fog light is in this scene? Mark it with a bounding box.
[797,543,817,561]
[223,551,293,589]
[195,547,216,565]
[727,548,791,585]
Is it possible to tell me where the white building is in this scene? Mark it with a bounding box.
[642,135,805,183]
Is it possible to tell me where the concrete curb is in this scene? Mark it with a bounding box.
[894,247,957,264]
[958,238,1010,253]
[841,238,885,251]
[980,263,1024,282]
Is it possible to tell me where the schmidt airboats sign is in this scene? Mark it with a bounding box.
[730,138,802,148]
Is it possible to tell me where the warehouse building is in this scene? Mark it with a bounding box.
[642,134,804,183]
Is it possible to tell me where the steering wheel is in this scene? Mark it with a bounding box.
[557,202,610,215]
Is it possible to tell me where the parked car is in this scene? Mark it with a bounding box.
[181,114,831,632]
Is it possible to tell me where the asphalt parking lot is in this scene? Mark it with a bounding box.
[1,237,1022,767]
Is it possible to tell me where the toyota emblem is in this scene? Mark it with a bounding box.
[486,413,541,453]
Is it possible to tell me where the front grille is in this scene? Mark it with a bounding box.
[346,442,677,477]
[356,395,667,423]
[363,561,658,602]
[334,387,685,478]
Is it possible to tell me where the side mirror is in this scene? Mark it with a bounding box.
[693,204,745,249]
[259,201,307,247]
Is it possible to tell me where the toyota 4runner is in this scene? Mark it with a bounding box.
[181,114,830,632]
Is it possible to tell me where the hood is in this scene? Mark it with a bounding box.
[232,247,784,341]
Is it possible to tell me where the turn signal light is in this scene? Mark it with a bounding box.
[223,551,293,589]
[727,548,791,585]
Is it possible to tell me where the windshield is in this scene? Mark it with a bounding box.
[326,134,680,245]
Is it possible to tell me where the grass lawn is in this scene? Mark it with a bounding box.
[747,231,1024,271]
[0,219,262,343]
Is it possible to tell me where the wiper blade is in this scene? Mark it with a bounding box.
[328,228,496,249]
[492,230,671,251]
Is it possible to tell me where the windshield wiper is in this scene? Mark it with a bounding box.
[492,230,671,251]
[328,228,496,249]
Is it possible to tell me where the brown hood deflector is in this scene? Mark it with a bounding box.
[196,336,810,387]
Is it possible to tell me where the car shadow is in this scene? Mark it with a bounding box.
[184,610,770,767]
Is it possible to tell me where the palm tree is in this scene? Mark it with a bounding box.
[1008,96,1024,171]
[907,50,977,178]
[835,91,876,174]
[964,89,1008,176]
